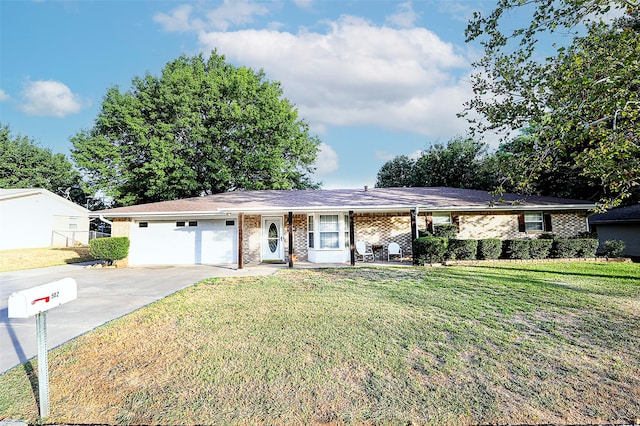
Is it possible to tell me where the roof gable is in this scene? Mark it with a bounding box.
[0,188,89,215]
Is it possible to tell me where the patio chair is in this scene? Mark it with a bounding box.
[355,241,375,262]
[387,242,403,262]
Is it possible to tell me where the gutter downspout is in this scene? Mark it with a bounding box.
[99,215,113,226]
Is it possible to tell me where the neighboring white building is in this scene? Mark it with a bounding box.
[0,188,90,250]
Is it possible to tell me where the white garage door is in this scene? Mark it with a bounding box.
[129,219,237,265]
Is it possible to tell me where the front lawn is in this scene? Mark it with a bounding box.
[1,263,638,425]
[0,247,93,272]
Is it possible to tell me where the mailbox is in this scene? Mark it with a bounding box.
[8,277,77,318]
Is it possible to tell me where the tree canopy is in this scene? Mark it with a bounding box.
[0,123,83,202]
[376,137,496,190]
[463,0,640,208]
[72,52,321,206]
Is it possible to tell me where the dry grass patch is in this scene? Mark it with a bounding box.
[0,247,92,272]
[1,263,639,425]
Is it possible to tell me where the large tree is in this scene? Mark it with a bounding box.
[0,123,83,202]
[463,0,640,208]
[72,52,321,206]
[376,137,497,190]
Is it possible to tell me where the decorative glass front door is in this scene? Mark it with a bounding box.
[262,217,283,261]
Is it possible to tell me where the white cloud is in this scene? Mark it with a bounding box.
[154,4,196,32]
[313,142,339,174]
[19,80,82,117]
[196,15,472,139]
[0,89,10,102]
[154,1,269,32]
[385,1,419,28]
[154,4,474,140]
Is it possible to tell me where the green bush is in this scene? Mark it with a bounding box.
[575,239,599,257]
[432,224,458,239]
[477,239,502,260]
[552,238,578,258]
[550,238,598,258]
[529,239,553,259]
[413,237,448,265]
[502,239,531,259]
[604,239,626,257]
[89,237,130,265]
[446,239,478,260]
[418,229,430,238]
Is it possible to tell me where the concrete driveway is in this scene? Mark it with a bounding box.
[1,262,278,374]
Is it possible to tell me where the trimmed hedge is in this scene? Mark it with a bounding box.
[432,224,459,239]
[413,235,601,264]
[552,238,598,258]
[413,237,448,265]
[446,239,478,260]
[502,239,531,259]
[477,239,501,260]
[89,237,130,264]
[530,239,553,259]
[603,239,625,257]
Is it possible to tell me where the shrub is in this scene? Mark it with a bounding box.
[418,229,431,238]
[446,239,478,260]
[477,239,502,260]
[529,239,553,259]
[502,239,531,259]
[575,239,599,257]
[604,239,626,257]
[552,238,578,258]
[413,237,448,265]
[432,224,458,239]
[89,237,130,265]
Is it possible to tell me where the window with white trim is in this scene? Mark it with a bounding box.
[524,212,544,231]
[432,212,452,225]
[69,217,78,230]
[319,215,339,249]
[308,216,314,248]
[344,214,350,249]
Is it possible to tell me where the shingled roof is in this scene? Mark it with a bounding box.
[589,204,640,224]
[93,187,595,218]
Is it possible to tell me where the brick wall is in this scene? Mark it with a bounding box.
[354,212,424,256]
[550,211,589,237]
[243,214,262,264]
[284,213,308,262]
[111,218,131,238]
[456,211,589,239]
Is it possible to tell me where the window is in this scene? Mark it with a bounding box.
[319,214,339,249]
[139,222,148,228]
[524,212,544,231]
[432,212,452,225]
[344,214,350,249]
[188,221,198,227]
[176,221,186,227]
[226,220,235,226]
[69,217,78,230]
[308,216,314,248]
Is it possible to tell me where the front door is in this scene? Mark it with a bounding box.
[262,217,284,261]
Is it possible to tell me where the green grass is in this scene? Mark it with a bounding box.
[1,262,639,425]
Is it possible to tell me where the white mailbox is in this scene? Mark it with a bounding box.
[8,277,77,318]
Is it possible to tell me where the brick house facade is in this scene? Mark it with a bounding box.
[97,187,595,267]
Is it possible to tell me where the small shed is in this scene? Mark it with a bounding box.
[589,204,640,257]
[0,188,90,250]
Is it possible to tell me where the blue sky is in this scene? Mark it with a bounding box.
[1,0,500,189]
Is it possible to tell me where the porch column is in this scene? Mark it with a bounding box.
[237,212,244,270]
[349,210,355,266]
[288,211,294,268]
[410,209,417,241]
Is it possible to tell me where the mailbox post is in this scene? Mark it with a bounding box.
[8,277,77,419]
